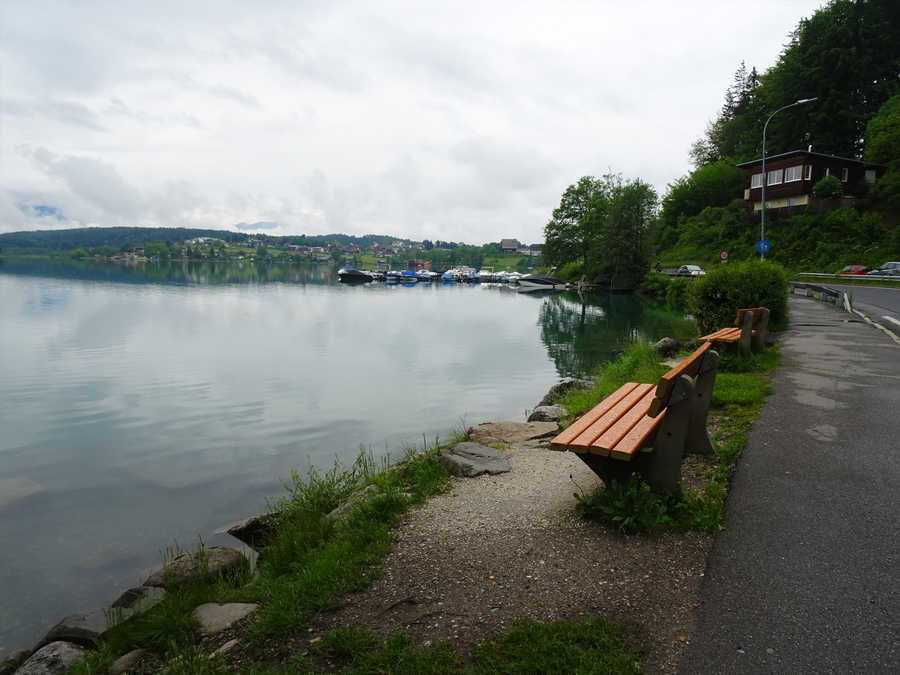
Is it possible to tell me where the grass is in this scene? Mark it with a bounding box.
[299,619,642,674]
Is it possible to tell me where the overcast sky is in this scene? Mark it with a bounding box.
[0,1,825,244]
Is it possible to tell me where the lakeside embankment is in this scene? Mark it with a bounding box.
[2,332,780,674]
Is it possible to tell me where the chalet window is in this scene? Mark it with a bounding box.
[865,169,876,183]
[804,165,812,180]
[785,165,803,182]
[767,169,783,186]
[841,168,849,182]
[751,173,763,189]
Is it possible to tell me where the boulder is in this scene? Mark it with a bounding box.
[468,421,558,446]
[222,513,276,549]
[538,378,593,407]
[14,642,86,674]
[436,442,511,477]
[144,546,246,588]
[326,484,379,522]
[108,586,167,625]
[108,649,147,675]
[526,405,567,423]
[192,603,258,636]
[38,609,109,649]
[653,337,679,357]
[0,649,29,675]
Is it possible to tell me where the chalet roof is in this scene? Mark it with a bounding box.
[500,238,520,248]
[736,149,884,168]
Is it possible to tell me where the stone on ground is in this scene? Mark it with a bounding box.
[14,642,86,674]
[468,421,558,446]
[144,546,246,588]
[654,337,679,357]
[538,377,593,406]
[0,649,29,675]
[222,513,276,548]
[526,405,567,422]
[192,603,258,636]
[210,638,240,658]
[326,484,379,522]
[38,609,109,649]
[437,442,511,477]
[108,649,147,675]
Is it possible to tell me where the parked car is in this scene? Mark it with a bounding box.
[865,261,900,276]
[839,264,872,275]
[675,264,706,277]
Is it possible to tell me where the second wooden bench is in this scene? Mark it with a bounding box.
[699,307,769,356]
[549,342,719,493]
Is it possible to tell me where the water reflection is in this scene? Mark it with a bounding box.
[537,291,697,376]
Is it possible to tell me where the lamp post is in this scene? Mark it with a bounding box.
[760,97,818,260]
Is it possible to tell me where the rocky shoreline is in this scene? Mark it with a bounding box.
[1,375,602,675]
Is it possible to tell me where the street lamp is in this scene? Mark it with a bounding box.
[760,97,818,260]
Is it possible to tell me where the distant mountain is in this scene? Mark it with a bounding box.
[0,226,414,252]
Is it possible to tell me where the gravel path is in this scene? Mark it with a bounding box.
[309,438,713,673]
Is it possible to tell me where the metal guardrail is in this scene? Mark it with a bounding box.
[796,272,900,281]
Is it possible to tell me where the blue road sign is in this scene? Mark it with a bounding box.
[756,239,771,254]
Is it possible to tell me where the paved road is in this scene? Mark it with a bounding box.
[827,283,900,337]
[680,296,900,674]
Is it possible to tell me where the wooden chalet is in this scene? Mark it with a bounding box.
[737,150,886,212]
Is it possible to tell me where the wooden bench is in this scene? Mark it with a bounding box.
[699,307,769,357]
[549,342,719,493]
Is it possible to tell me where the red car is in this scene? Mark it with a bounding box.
[840,264,872,275]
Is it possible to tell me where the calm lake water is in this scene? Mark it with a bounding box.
[0,259,695,653]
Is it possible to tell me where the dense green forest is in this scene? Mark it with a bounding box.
[547,0,899,280]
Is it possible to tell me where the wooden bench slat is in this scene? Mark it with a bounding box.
[590,388,659,455]
[548,382,640,450]
[610,407,667,460]
[653,341,712,404]
[700,327,740,342]
[566,383,654,451]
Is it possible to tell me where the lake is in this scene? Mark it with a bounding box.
[0,258,695,654]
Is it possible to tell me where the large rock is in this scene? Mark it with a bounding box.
[109,585,167,623]
[527,405,567,423]
[192,603,258,636]
[14,642,86,674]
[436,442,511,477]
[222,513,276,549]
[0,649,29,675]
[38,609,109,649]
[144,546,246,588]
[468,421,558,446]
[538,378,593,407]
[653,337,679,357]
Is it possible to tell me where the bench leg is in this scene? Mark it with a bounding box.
[738,311,753,357]
[751,308,770,352]
[685,349,719,455]
[642,374,693,493]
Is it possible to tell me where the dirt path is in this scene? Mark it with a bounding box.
[305,438,713,673]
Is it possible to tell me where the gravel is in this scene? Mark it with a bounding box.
[305,439,714,673]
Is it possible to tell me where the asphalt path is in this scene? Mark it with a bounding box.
[680,296,900,673]
[826,283,900,337]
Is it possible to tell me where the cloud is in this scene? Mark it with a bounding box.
[0,0,828,243]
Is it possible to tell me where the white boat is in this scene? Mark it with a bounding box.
[338,267,373,283]
[516,273,567,290]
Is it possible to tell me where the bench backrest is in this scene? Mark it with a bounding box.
[734,307,767,327]
[647,342,712,417]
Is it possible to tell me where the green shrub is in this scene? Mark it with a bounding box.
[687,260,789,335]
[639,272,669,299]
[556,260,584,282]
[665,276,692,309]
[812,174,842,199]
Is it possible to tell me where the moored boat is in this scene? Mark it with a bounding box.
[516,273,567,290]
[338,267,373,283]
